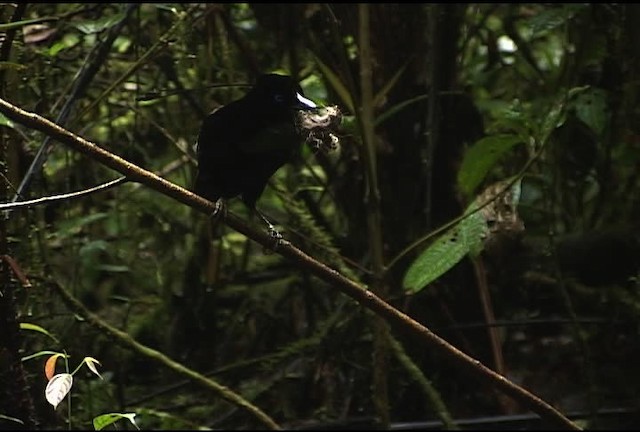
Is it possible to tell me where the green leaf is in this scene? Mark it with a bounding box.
[114,35,132,54]
[79,239,109,258]
[573,87,608,137]
[53,213,108,241]
[93,413,138,431]
[0,112,14,129]
[19,323,60,343]
[527,4,586,37]
[0,61,27,72]
[457,134,524,198]
[376,94,427,127]
[42,33,80,57]
[373,61,409,108]
[403,206,488,293]
[540,93,568,144]
[313,54,354,114]
[47,42,67,58]
[71,12,126,34]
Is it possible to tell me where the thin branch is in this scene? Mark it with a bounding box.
[0,177,127,211]
[0,254,32,288]
[48,279,280,430]
[0,96,581,431]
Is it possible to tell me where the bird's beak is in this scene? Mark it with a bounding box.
[295,92,317,110]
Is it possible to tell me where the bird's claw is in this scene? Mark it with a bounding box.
[210,198,227,221]
[263,224,285,254]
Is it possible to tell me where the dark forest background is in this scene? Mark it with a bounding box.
[2,3,640,430]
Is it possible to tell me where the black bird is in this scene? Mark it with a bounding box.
[194,73,317,236]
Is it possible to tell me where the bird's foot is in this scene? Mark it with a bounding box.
[210,198,227,221]
[254,208,287,252]
[263,224,286,253]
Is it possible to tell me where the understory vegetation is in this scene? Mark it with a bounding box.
[1,4,640,430]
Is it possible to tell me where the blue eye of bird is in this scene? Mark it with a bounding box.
[274,94,284,103]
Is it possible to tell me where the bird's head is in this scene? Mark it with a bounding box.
[254,73,317,111]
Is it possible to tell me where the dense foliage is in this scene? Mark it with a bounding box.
[1,3,640,430]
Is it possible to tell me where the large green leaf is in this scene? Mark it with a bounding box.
[457,134,524,198]
[403,205,488,293]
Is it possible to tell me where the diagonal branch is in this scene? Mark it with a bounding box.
[0,97,581,431]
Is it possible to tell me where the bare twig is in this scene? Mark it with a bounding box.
[0,177,127,211]
[0,255,31,288]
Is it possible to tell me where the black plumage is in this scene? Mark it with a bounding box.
[194,73,316,232]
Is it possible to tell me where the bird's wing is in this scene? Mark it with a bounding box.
[196,98,298,163]
[236,120,298,156]
[196,105,236,161]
